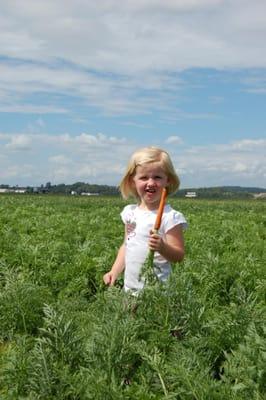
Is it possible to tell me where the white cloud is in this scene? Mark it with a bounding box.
[0,104,67,114]
[1,0,266,74]
[0,60,183,117]
[0,132,265,188]
[0,164,35,181]
[5,134,32,150]
[0,2,265,188]
[231,139,266,150]
[49,155,71,164]
[167,138,266,188]
[74,133,126,146]
[241,72,266,94]
[232,162,248,173]
[165,136,183,145]
[0,1,266,118]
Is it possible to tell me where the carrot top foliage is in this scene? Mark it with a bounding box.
[0,195,265,399]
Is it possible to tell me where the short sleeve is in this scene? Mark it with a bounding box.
[120,204,136,224]
[162,209,188,233]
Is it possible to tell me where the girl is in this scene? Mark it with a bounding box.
[103,146,187,293]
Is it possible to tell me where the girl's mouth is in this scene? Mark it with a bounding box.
[146,188,156,193]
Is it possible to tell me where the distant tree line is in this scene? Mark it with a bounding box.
[176,186,266,199]
[33,182,119,195]
[1,183,265,199]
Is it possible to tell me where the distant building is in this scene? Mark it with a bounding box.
[185,191,197,198]
[253,193,266,199]
[81,192,99,196]
[0,188,27,194]
[15,189,26,194]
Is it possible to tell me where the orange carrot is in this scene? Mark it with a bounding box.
[154,188,167,231]
[139,187,168,284]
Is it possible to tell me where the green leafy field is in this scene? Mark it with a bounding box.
[0,195,265,399]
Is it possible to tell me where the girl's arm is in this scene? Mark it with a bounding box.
[103,228,126,286]
[149,224,185,263]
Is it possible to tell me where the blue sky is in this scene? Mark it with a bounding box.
[0,0,265,188]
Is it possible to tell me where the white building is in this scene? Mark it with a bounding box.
[15,189,27,193]
[185,191,197,198]
[81,192,99,196]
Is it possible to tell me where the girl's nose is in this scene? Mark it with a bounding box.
[147,178,155,185]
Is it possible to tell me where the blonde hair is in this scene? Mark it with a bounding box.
[119,146,180,200]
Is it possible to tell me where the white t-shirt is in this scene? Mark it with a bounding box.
[121,204,187,292]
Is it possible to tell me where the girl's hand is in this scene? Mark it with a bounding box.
[149,225,185,263]
[103,271,117,286]
[149,230,164,253]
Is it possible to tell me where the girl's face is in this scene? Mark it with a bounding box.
[132,162,169,209]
